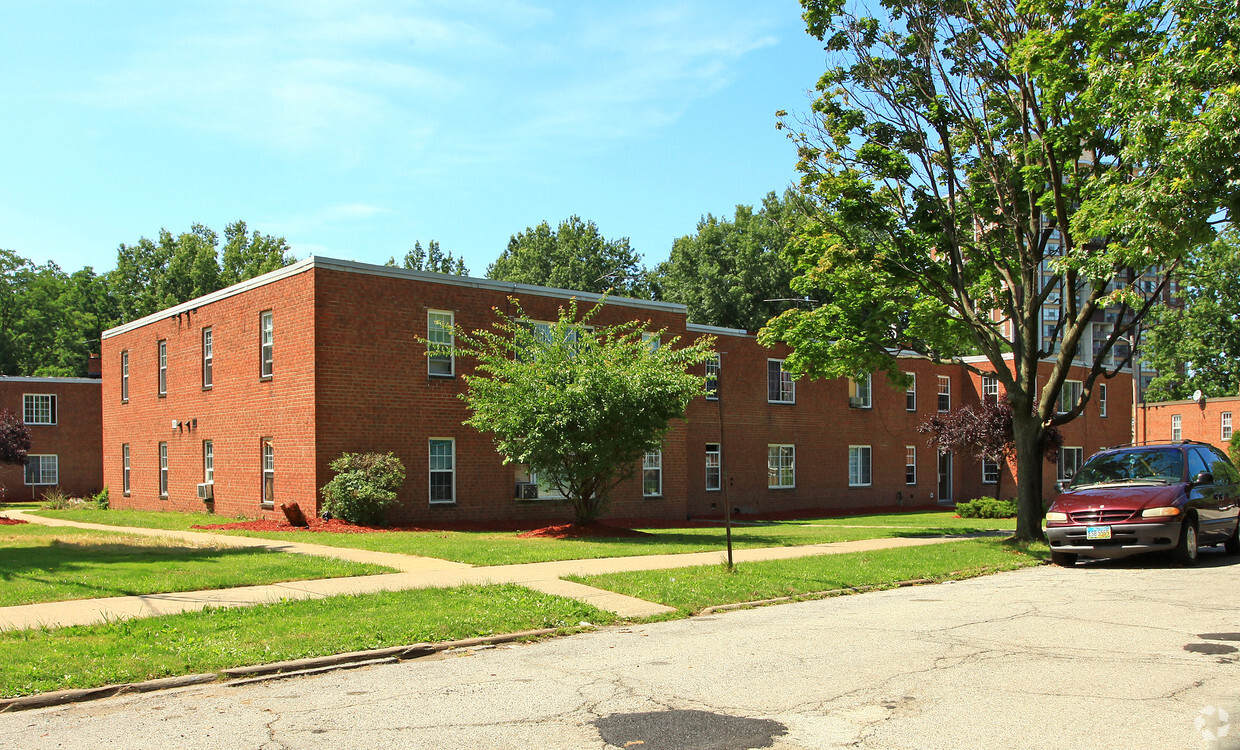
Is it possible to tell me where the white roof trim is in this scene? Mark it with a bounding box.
[686,322,750,337]
[0,377,100,385]
[102,255,689,339]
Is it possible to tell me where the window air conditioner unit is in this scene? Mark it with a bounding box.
[515,482,539,500]
[848,396,866,409]
[196,482,214,500]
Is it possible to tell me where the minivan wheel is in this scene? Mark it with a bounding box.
[1050,551,1078,567]
[1225,522,1240,555]
[1173,518,1199,566]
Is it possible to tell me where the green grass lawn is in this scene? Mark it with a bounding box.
[0,584,614,697]
[31,508,1012,566]
[0,523,392,607]
[570,538,1048,613]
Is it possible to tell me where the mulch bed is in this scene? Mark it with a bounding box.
[190,517,653,537]
[0,517,29,525]
[516,522,653,539]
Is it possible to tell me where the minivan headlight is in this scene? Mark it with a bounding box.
[1045,511,1068,522]
[1141,506,1182,518]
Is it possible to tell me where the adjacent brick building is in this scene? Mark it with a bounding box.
[102,257,1131,523]
[0,376,103,501]
[1136,395,1239,454]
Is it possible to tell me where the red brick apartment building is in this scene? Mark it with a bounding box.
[101,257,1131,523]
[1136,395,1240,454]
[0,376,103,501]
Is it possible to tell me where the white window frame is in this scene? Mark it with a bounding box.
[122,444,131,495]
[705,443,721,491]
[767,359,795,404]
[642,332,660,352]
[1099,383,1107,417]
[1171,414,1182,441]
[1223,412,1233,441]
[428,310,455,377]
[982,375,999,402]
[905,445,916,485]
[1058,446,1083,483]
[848,374,872,409]
[23,393,56,425]
[157,340,167,397]
[982,458,1000,485]
[937,376,951,412]
[159,442,168,497]
[705,354,720,401]
[767,444,795,488]
[642,449,662,497]
[202,327,213,389]
[24,454,58,486]
[905,372,916,412]
[203,440,214,484]
[1058,380,1082,414]
[848,445,872,487]
[429,438,456,504]
[260,310,274,379]
[261,438,275,507]
[121,350,129,402]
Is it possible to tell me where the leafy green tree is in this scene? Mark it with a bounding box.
[451,298,714,524]
[486,216,652,299]
[1144,230,1240,401]
[762,0,1240,540]
[218,221,295,288]
[385,240,469,275]
[657,191,809,331]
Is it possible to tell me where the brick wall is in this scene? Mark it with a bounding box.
[0,378,102,501]
[1136,396,1239,454]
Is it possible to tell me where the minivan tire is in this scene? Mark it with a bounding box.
[1173,518,1199,566]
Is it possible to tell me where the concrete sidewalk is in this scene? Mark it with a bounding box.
[1,511,991,629]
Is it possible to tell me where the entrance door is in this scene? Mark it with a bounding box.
[937,451,953,504]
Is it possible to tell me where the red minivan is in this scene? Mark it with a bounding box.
[1045,441,1240,566]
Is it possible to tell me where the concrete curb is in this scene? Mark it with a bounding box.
[0,628,559,713]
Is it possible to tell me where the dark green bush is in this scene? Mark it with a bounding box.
[955,497,1018,519]
[320,452,406,526]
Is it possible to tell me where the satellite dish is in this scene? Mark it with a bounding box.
[1193,389,1205,404]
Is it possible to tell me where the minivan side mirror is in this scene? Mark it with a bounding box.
[1193,471,1214,486]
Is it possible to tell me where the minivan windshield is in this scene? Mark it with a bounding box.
[1069,448,1185,488]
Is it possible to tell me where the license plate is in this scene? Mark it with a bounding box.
[1086,525,1112,540]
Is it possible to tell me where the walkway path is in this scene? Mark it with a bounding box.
[1,511,993,630]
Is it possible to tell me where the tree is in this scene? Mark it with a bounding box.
[486,217,652,299]
[761,0,1240,540]
[1144,229,1240,401]
[0,408,31,466]
[657,191,809,331]
[385,240,469,275]
[451,298,714,524]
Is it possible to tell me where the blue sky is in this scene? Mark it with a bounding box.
[0,1,825,276]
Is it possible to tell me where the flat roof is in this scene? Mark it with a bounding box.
[0,376,101,385]
[103,255,691,339]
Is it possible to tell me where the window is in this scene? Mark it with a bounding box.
[203,440,214,483]
[982,459,1000,484]
[767,444,795,488]
[122,444,130,495]
[429,438,455,504]
[768,359,795,404]
[981,375,999,403]
[937,376,951,412]
[1223,412,1233,441]
[23,394,56,425]
[261,438,275,506]
[1171,414,1182,441]
[905,446,916,485]
[1058,380,1082,414]
[704,354,720,400]
[1058,446,1083,483]
[157,340,167,396]
[428,310,455,377]
[905,373,916,411]
[1099,383,1107,418]
[202,328,213,389]
[848,445,872,487]
[705,444,721,491]
[848,374,872,409]
[24,454,58,485]
[642,332,660,352]
[159,442,168,497]
[642,450,662,497]
[121,350,129,402]
[260,311,274,378]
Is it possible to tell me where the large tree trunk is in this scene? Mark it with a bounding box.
[1011,410,1047,541]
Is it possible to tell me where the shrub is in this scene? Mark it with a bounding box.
[92,487,110,510]
[40,488,84,510]
[320,452,406,526]
[1230,431,1240,470]
[956,497,1018,519]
